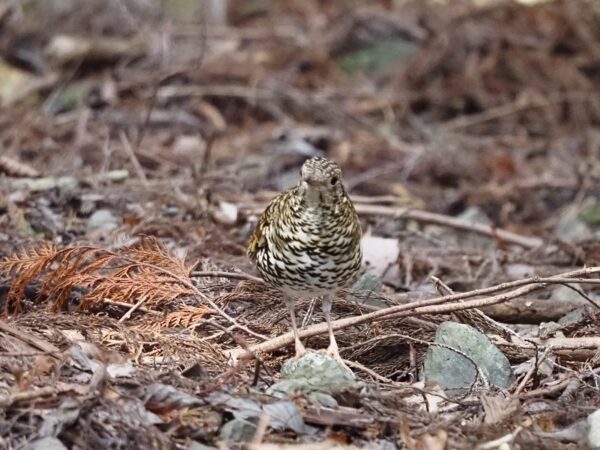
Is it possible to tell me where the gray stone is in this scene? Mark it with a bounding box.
[279,352,357,395]
[457,206,495,249]
[267,379,312,398]
[505,263,536,279]
[457,206,492,226]
[87,209,120,234]
[374,439,399,450]
[308,392,339,408]
[268,378,339,407]
[219,418,256,443]
[556,205,593,243]
[551,284,588,307]
[353,271,383,293]
[423,322,514,396]
[539,321,561,339]
[588,409,600,447]
[558,308,585,325]
[187,442,217,450]
[161,206,180,217]
[25,437,67,450]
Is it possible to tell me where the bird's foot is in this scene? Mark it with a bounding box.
[320,345,352,372]
[292,340,308,359]
[325,342,340,359]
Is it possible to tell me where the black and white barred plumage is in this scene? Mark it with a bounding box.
[248,157,362,359]
[247,157,362,297]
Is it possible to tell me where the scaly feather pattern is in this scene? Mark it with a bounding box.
[248,157,362,297]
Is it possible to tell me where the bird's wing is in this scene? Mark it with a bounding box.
[247,196,278,261]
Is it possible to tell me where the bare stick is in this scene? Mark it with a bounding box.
[191,270,262,282]
[119,131,149,185]
[102,299,162,316]
[0,386,59,407]
[250,414,270,446]
[0,320,61,355]
[344,360,395,384]
[247,199,544,249]
[228,267,600,357]
[118,297,149,323]
[513,347,552,396]
[521,366,600,399]
[354,204,543,249]
[530,336,600,350]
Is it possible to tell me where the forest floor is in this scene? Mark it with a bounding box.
[0,1,599,449]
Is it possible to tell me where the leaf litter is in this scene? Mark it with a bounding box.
[0,0,600,448]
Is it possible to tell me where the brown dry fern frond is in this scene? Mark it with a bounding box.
[0,237,196,315]
[161,305,214,328]
[122,238,191,278]
[135,305,215,333]
[0,242,61,313]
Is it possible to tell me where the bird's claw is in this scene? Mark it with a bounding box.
[293,340,308,359]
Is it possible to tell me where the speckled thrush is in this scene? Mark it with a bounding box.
[247,157,362,359]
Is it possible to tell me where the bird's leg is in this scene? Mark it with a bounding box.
[322,295,342,360]
[284,297,306,357]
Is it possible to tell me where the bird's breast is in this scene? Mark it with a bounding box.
[254,208,362,296]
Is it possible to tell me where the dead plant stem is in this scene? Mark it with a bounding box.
[231,267,600,356]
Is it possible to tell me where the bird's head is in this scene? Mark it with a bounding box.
[299,157,346,204]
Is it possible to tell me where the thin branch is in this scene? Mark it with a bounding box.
[119,131,149,186]
[353,204,543,249]
[520,366,600,399]
[102,299,162,316]
[0,320,61,356]
[344,360,395,384]
[513,347,552,396]
[0,386,59,408]
[191,270,262,282]
[118,296,149,323]
[246,199,544,249]
[121,257,268,341]
[227,267,600,357]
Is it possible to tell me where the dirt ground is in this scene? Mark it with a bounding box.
[0,0,599,449]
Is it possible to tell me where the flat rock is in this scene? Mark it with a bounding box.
[556,205,593,243]
[187,442,217,450]
[588,409,600,447]
[219,418,256,443]
[25,437,68,450]
[423,322,514,396]
[271,352,357,397]
[87,208,120,235]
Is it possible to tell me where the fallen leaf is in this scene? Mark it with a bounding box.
[361,233,400,278]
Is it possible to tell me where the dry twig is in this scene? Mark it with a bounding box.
[229,267,600,357]
[353,204,543,249]
[247,199,544,248]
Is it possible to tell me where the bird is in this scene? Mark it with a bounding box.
[247,156,362,360]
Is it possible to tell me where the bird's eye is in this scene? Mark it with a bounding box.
[330,176,338,185]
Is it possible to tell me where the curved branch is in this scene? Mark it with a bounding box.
[227,267,600,357]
